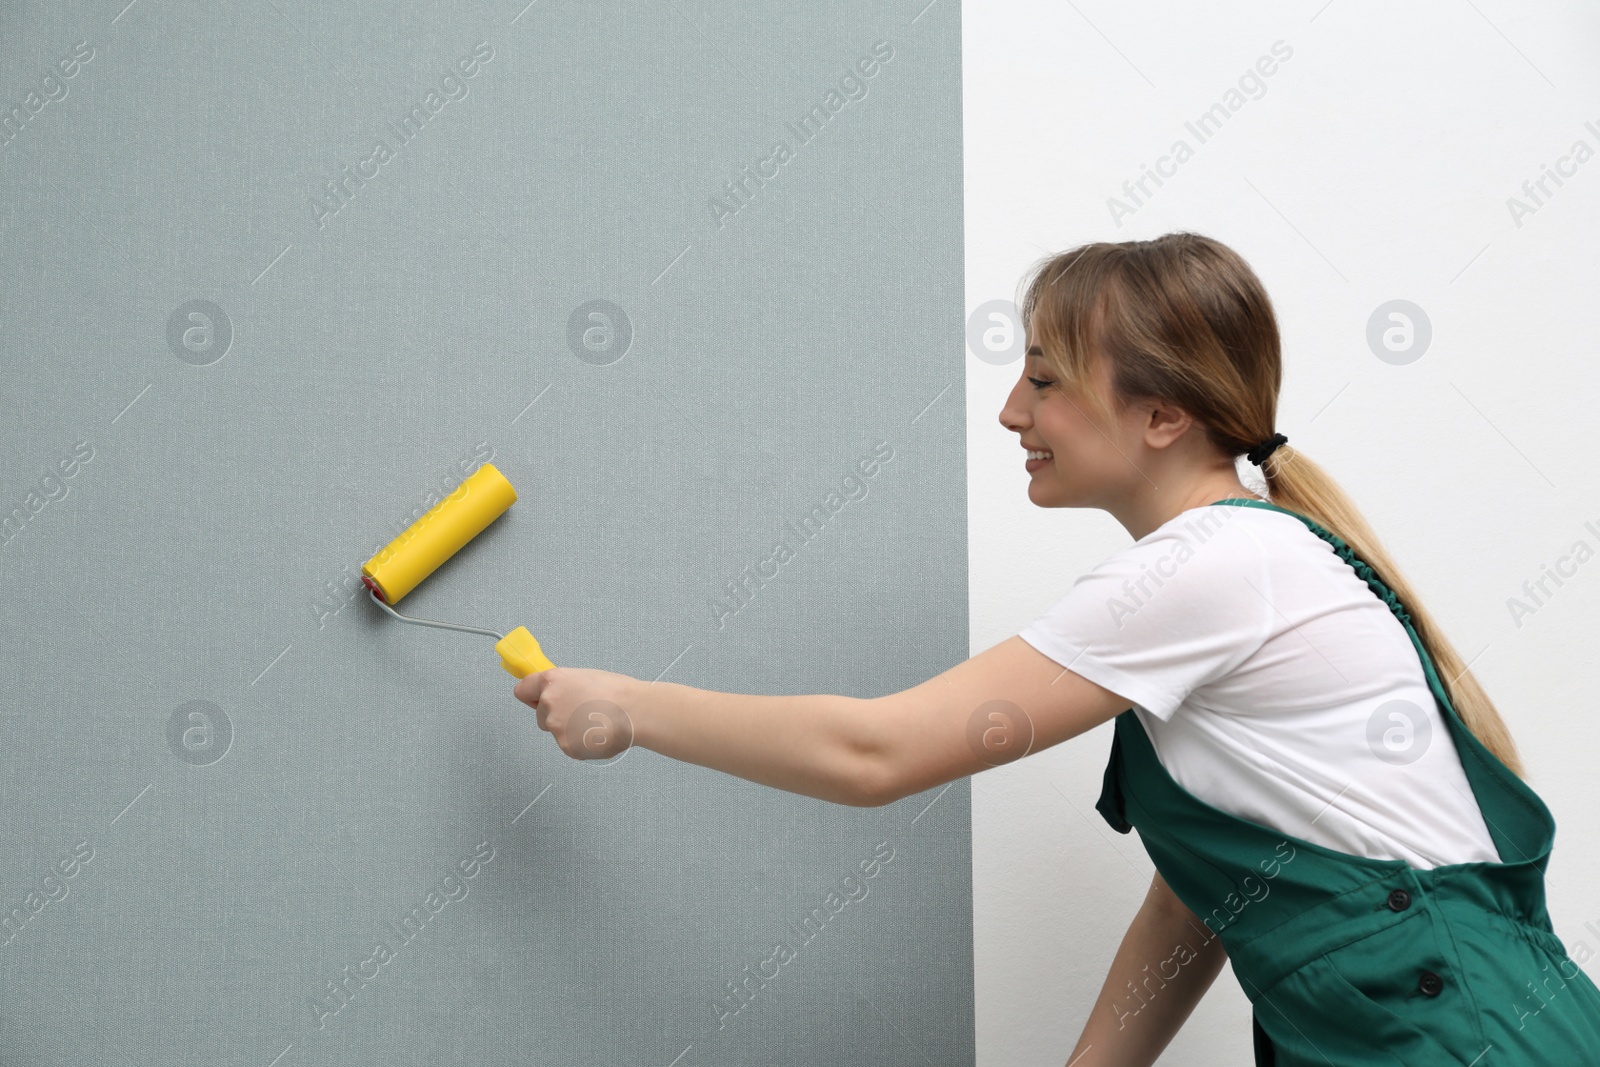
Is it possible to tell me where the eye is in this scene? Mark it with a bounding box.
[1027,376,1054,391]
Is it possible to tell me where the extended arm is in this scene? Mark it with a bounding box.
[1064,871,1229,1067]
[627,680,885,806]
[600,635,1134,806]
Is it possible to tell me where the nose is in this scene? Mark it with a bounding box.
[998,375,1030,437]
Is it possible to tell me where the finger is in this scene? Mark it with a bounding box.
[513,669,548,706]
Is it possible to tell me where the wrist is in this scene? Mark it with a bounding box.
[626,675,665,753]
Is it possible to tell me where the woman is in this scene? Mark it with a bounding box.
[513,232,1600,1065]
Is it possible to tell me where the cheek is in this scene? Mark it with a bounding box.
[1035,404,1079,448]
[1047,394,1113,447]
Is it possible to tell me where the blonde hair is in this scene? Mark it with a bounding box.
[1018,231,1525,778]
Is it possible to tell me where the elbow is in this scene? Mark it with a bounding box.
[849,759,899,807]
[840,696,902,807]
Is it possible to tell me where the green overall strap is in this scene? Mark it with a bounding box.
[1092,498,1600,1066]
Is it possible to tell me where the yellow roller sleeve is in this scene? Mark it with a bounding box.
[362,463,518,605]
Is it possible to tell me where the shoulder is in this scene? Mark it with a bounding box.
[1017,505,1286,721]
[1089,504,1278,596]
[1024,504,1289,644]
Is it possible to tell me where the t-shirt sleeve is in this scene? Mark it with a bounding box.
[1016,513,1275,721]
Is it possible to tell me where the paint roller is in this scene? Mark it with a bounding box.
[360,462,555,678]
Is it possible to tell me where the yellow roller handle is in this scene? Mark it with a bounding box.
[495,627,556,678]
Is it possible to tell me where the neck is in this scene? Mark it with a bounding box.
[1116,473,1263,541]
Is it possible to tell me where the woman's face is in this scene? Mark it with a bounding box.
[998,340,1142,510]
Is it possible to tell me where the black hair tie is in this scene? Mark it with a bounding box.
[1246,432,1288,466]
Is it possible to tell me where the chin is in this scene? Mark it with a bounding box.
[1028,482,1064,507]
[1032,475,1085,508]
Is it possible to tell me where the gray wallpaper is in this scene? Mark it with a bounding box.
[0,2,971,1065]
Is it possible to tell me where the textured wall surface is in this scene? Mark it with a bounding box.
[0,3,971,1065]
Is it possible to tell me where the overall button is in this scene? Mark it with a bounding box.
[1386,888,1411,912]
[1418,971,1444,997]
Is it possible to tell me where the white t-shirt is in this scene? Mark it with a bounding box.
[1017,502,1499,870]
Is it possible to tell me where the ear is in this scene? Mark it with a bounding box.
[1141,397,1196,450]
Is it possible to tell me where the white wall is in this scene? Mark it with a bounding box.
[964,1,1600,1061]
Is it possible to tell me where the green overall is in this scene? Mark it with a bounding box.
[1094,498,1600,1065]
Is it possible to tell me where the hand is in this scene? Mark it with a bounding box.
[513,666,640,761]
